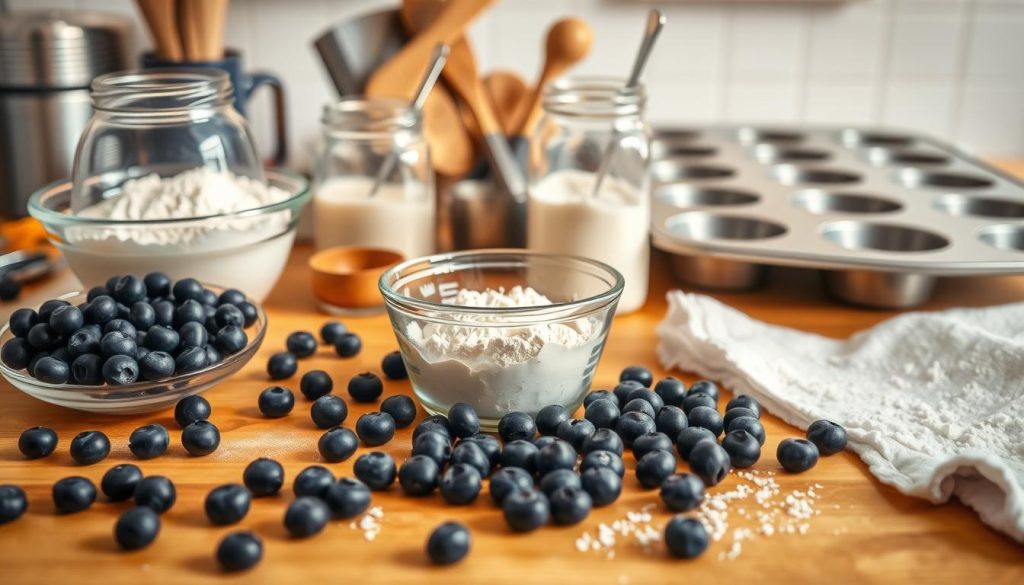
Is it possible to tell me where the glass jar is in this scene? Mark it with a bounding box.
[313,98,435,260]
[71,69,263,212]
[527,77,651,314]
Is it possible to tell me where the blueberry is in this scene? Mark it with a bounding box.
[27,351,49,375]
[503,489,550,532]
[49,346,71,364]
[214,304,245,329]
[285,331,317,358]
[581,466,622,506]
[460,434,501,471]
[317,427,357,463]
[498,411,536,442]
[584,390,619,409]
[129,302,156,331]
[259,386,295,418]
[777,438,819,473]
[237,302,258,328]
[427,521,471,565]
[723,407,758,429]
[664,516,709,559]
[626,387,664,413]
[381,395,416,428]
[347,372,382,402]
[656,405,689,440]
[721,429,760,469]
[100,463,143,502]
[356,412,396,446]
[687,406,724,437]
[380,350,407,379]
[217,288,246,307]
[114,506,160,550]
[52,476,96,513]
[549,486,592,525]
[353,451,397,491]
[310,395,348,429]
[324,478,371,519]
[499,440,539,473]
[726,394,762,418]
[217,531,263,571]
[727,416,766,445]
[297,370,332,401]
[129,423,169,459]
[152,300,174,327]
[688,441,732,486]
[8,308,38,338]
[584,398,620,430]
[450,441,490,478]
[0,276,20,301]
[112,275,146,304]
[33,357,69,384]
[86,286,108,302]
[440,463,482,505]
[143,325,178,353]
[447,403,480,438]
[103,354,140,384]
[172,278,205,303]
[174,299,206,327]
[177,321,207,349]
[181,420,220,456]
[294,465,335,498]
[49,305,83,336]
[539,468,582,496]
[266,352,297,379]
[687,380,719,403]
[615,411,657,447]
[556,418,596,452]
[619,365,653,387]
[70,354,103,385]
[134,475,176,513]
[535,404,570,436]
[806,420,847,455]
[660,473,706,512]
[284,496,330,538]
[38,299,70,324]
[67,326,101,357]
[535,439,577,475]
[632,432,674,460]
[143,272,171,298]
[18,426,57,459]
[399,455,440,496]
[613,380,644,405]
[84,295,117,325]
[412,431,452,467]
[27,323,59,350]
[413,420,452,445]
[334,332,362,358]
[675,427,717,461]
[622,398,656,419]
[489,467,533,505]
[215,326,247,355]
[1,338,32,370]
[174,395,211,427]
[0,485,27,524]
[636,450,677,489]
[243,458,284,497]
[682,392,716,415]
[320,321,347,344]
[581,428,624,457]
[205,484,251,525]
[654,377,687,408]
[70,430,110,465]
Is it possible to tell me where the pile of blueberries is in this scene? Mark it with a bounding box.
[0,273,258,386]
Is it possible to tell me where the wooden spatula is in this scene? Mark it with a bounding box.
[135,0,183,61]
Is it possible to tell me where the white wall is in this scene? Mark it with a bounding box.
[11,0,1024,169]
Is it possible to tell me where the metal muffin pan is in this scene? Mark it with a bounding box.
[649,125,1024,308]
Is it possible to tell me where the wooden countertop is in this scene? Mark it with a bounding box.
[1,163,1023,583]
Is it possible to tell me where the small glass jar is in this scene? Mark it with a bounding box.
[71,69,263,212]
[527,77,651,314]
[313,98,435,260]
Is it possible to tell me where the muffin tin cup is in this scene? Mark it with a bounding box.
[650,125,1024,308]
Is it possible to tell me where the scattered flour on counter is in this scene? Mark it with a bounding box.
[349,505,383,541]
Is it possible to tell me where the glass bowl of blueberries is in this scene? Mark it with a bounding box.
[0,273,267,414]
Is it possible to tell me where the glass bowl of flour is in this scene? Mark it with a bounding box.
[28,169,308,302]
[379,251,624,430]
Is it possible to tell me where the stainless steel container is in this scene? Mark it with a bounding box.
[0,11,130,217]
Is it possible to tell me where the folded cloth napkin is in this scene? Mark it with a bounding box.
[657,291,1024,543]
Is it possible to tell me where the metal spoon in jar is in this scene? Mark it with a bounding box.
[369,43,450,197]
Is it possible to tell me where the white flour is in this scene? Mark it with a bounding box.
[402,286,603,422]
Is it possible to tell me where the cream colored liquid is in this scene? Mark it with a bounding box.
[313,176,435,259]
[528,169,650,314]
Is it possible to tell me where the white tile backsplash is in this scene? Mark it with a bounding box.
[5,0,1023,157]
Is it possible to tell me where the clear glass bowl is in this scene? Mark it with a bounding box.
[379,250,624,430]
[0,287,267,414]
[28,170,309,302]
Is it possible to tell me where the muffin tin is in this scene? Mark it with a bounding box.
[649,125,1024,308]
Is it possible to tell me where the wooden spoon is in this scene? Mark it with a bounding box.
[135,0,183,61]
[193,0,228,60]
[511,17,593,137]
[176,0,202,61]
[483,70,528,136]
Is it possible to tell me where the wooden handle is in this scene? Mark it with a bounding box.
[483,71,528,136]
[176,0,202,61]
[193,0,228,60]
[135,0,183,61]
[513,17,593,136]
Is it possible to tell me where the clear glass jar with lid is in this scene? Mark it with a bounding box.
[70,69,263,212]
[313,98,435,260]
[527,77,651,314]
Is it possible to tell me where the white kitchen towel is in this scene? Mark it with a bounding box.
[656,291,1024,544]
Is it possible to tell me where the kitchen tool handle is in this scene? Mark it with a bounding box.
[245,72,289,166]
[483,132,528,204]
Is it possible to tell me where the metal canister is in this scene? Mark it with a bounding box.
[0,10,130,217]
